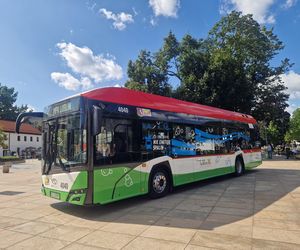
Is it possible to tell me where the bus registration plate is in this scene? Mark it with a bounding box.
[50,191,60,200]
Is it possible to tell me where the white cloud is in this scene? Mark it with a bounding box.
[149,0,180,18]
[220,0,276,24]
[26,105,36,112]
[132,7,138,16]
[56,42,123,83]
[283,0,297,9]
[99,8,134,30]
[286,102,298,114]
[150,16,158,26]
[281,71,300,100]
[51,72,82,91]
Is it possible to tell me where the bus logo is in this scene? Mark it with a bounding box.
[137,108,152,117]
[44,177,49,185]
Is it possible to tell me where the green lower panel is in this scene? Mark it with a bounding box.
[93,166,147,204]
[173,166,235,186]
[245,160,262,169]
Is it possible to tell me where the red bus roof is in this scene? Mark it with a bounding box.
[81,87,257,124]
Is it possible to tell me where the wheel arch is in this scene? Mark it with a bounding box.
[148,160,174,192]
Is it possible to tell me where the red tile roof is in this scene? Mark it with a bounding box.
[0,120,41,135]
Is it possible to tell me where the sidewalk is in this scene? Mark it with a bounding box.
[0,159,300,249]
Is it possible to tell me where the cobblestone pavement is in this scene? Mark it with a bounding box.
[0,159,300,249]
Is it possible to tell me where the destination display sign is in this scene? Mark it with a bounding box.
[45,97,80,117]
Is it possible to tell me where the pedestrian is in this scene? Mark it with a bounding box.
[267,143,273,159]
[285,144,291,159]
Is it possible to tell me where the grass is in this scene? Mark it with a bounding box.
[0,156,21,162]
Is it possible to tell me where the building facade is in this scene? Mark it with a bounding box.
[0,120,42,157]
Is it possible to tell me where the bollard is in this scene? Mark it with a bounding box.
[2,162,11,173]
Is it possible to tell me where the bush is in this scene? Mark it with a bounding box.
[0,156,20,162]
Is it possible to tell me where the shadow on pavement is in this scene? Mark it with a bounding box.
[50,167,300,230]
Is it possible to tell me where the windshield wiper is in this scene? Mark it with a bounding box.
[56,154,70,172]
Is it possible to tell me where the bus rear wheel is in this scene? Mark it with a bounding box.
[149,169,170,198]
[235,158,244,177]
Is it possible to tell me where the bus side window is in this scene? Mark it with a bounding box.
[221,122,251,152]
[195,125,219,155]
[141,121,170,159]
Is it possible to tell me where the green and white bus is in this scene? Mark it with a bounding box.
[16,87,262,205]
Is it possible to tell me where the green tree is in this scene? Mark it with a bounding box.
[285,108,300,141]
[125,50,171,96]
[266,121,280,145]
[126,12,291,141]
[0,83,29,120]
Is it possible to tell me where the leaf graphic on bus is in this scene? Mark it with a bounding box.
[100,169,113,176]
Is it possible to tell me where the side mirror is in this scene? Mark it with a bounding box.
[92,105,103,136]
[16,112,44,133]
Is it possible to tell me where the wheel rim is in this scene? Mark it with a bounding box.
[236,161,242,174]
[152,172,167,194]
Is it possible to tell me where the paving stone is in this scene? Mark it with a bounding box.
[0,216,29,229]
[100,222,149,236]
[253,226,300,245]
[252,239,300,250]
[40,224,92,242]
[211,206,253,217]
[78,230,135,250]
[123,236,186,250]
[9,221,57,235]
[254,218,300,231]
[0,229,32,248]
[199,220,252,237]
[38,213,75,225]
[155,216,204,229]
[141,225,196,243]
[6,235,70,250]
[190,231,252,249]
[202,212,253,226]
[185,245,219,250]
[116,214,160,225]
[63,242,108,250]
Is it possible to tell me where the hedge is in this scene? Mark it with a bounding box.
[0,156,20,162]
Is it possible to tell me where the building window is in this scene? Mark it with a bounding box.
[30,136,33,142]
[24,136,27,142]
[17,135,21,141]
[37,137,39,142]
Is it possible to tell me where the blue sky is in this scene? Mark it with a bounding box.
[0,0,299,114]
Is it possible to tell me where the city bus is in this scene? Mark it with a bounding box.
[16,87,262,205]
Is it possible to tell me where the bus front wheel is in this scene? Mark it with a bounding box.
[149,169,170,199]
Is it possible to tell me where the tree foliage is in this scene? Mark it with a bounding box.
[266,121,280,145]
[0,83,28,121]
[125,50,172,96]
[285,108,300,141]
[126,11,291,143]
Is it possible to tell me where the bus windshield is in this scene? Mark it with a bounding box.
[43,113,86,173]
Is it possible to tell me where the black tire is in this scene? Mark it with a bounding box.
[149,168,170,199]
[234,157,244,177]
